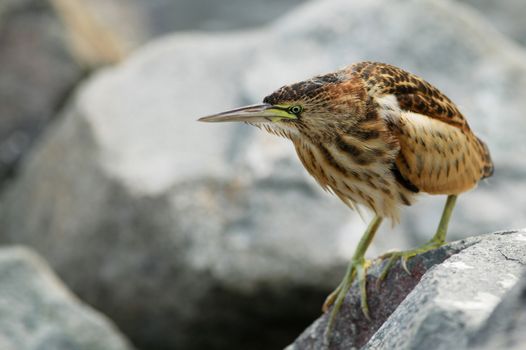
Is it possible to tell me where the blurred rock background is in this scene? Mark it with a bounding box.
[0,246,132,350]
[0,0,525,349]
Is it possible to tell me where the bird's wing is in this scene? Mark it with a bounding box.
[390,111,491,194]
[351,62,493,195]
[351,61,468,130]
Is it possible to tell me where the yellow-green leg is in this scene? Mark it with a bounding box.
[323,215,383,339]
[379,194,458,280]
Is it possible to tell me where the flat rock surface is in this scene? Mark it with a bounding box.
[288,230,526,350]
[0,246,132,350]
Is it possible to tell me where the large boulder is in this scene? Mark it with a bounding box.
[287,230,526,350]
[1,0,526,348]
[0,246,132,350]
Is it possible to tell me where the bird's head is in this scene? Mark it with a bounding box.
[198,69,366,141]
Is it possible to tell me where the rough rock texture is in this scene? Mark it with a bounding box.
[1,0,526,349]
[287,230,526,350]
[468,270,526,350]
[0,0,84,184]
[0,246,132,350]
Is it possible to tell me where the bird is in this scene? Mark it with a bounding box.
[198,61,493,340]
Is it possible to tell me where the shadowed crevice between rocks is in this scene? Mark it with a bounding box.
[185,284,330,350]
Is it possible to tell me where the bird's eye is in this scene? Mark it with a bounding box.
[289,105,303,115]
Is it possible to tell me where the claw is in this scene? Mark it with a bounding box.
[322,283,341,312]
[377,240,446,285]
[357,263,371,320]
[400,256,412,275]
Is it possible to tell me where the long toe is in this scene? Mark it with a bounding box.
[356,260,371,320]
[377,240,445,281]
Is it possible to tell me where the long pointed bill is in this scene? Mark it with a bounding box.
[198,103,295,123]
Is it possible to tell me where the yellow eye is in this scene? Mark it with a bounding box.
[289,105,303,115]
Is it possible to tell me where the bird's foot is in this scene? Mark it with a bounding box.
[323,257,371,341]
[377,238,445,282]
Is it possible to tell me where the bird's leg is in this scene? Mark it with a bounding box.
[379,195,458,280]
[323,215,383,338]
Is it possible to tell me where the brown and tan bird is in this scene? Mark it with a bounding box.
[198,61,493,337]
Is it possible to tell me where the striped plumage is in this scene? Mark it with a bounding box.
[259,61,493,220]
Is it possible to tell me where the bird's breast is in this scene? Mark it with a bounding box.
[293,137,414,221]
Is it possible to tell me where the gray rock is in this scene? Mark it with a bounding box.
[1,0,526,349]
[0,0,83,184]
[468,270,526,350]
[365,230,526,350]
[0,246,132,350]
[287,230,526,350]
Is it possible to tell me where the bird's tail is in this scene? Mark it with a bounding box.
[477,137,494,179]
